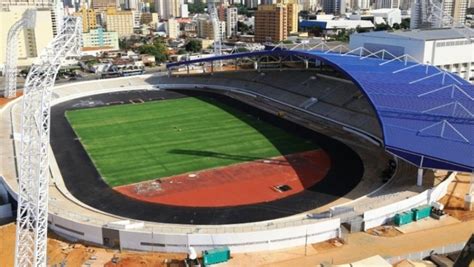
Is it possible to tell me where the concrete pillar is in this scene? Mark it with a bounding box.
[417,168,424,186]
[304,60,309,69]
[254,61,258,70]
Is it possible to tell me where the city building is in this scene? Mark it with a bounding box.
[166,18,180,39]
[255,4,288,43]
[375,0,400,9]
[278,0,299,34]
[197,15,226,40]
[349,29,474,81]
[300,0,318,11]
[300,19,375,32]
[92,0,116,10]
[322,0,347,15]
[0,4,54,69]
[73,8,97,33]
[82,27,119,51]
[106,7,134,37]
[226,7,238,37]
[245,0,259,8]
[365,8,402,26]
[155,0,181,19]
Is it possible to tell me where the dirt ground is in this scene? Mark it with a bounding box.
[115,150,330,207]
[439,173,474,221]
[367,225,402,237]
[0,223,186,267]
[0,92,22,107]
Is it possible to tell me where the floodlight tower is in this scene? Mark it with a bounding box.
[208,0,222,58]
[14,16,82,267]
[3,9,36,99]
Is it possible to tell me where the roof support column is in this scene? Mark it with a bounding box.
[417,168,424,187]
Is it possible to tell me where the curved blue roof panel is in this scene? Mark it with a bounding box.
[166,49,474,172]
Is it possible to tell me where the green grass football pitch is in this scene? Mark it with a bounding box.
[66,97,318,187]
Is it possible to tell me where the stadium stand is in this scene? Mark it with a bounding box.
[156,70,383,138]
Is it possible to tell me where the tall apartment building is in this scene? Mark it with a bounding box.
[166,18,180,39]
[375,0,399,9]
[322,0,347,15]
[197,15,226,40]
[411,0,468,29]
[0,4,54,69]
[245,0,259,8]
[226,7,238,37]
[278,0,298,34]
[300,0,318,11]
[255,4,288,43]
[92,0,116,10]
[106,7,134,37]
[73,8,97,32]
[352,0,370,9]
[82,28,119,50]
[155,0,181,19]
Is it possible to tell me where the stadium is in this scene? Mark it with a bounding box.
[1,45,473,257]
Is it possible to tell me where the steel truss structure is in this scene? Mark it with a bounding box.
[15,16,81,267]
[3,9,36,99]
[208,0,222,60]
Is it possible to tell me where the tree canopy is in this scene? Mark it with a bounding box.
[188,2,206,14]
[185,39,202,53]
[138,39,168,62]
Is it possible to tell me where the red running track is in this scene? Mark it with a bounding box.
[114,150,331,207]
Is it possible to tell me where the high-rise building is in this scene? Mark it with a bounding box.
[278,0,298,34]
[322,0,347,15]
[375,0,399,9]
[106,7,134,37]
[255,4,288,43]
[245,0,259,8]
[82,27,119,50]
[166,17,180,38]
[155,0,181,19]
[197,14,226,40]
[300,0,318,11]
[92,0,116,10]
[73,8,97,32]
[226,6,238,37]
[0,4,55,69]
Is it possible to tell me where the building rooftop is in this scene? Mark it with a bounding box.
[355,28,474,41]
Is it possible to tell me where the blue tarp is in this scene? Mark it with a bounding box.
[167,49,474,172]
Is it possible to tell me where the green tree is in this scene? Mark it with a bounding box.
[185,39,202,53]
[238,21,251,34]
[400,18,410,29]
[188,2,206,14]
[138,39,168,62]
[374,23,392,31]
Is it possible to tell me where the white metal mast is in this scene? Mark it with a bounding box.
[3,9,36,99]
[208,0,222,57]
[15,16,82,267]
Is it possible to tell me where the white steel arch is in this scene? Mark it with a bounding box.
[15,16,82,267]
[3,9,36,99]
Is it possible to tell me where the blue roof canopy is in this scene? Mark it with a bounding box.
[167,49,474,172]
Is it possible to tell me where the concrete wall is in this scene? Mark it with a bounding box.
[363,172,457,230]
[119,218,341,253]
